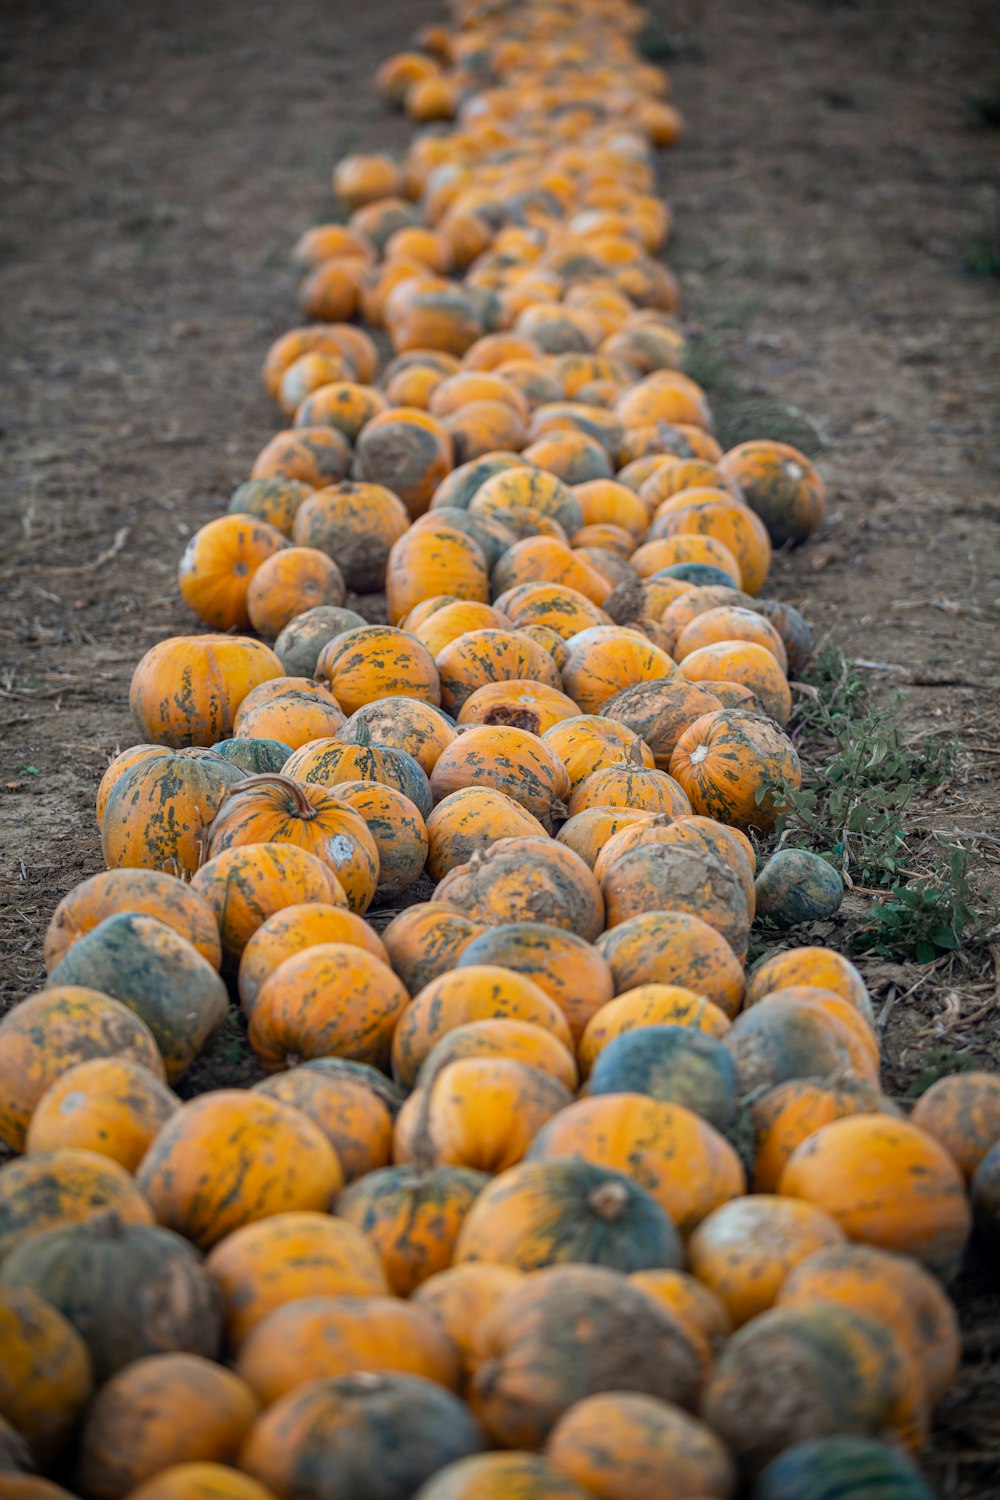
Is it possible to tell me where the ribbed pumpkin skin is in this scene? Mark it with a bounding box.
[752,1437,934,1500]
[329,781,427,900]
[283,736,433,819]
[44,869,222,973]
[600,842,750,958]
[601,678,723,768]
[129,636,283,748]
[381,905,486,995]
[253,1068,393,1184]
[430,726,570,831]
[717,440,826,547]
[417,1021,578,1094]
[777,1244,961,1408]
[456,922,614,1043]
[204,1212,389,1351]
[336,697,457,775]
[411,1265,524,1383]
[669,708,801,833]
[48,913,229,1081]
[191,844,347,964]
[0,986,164,1152]
[496,582,611,640]
[596,814,756,912]
[95,744,161,829]
[75,1353,259,1500]
[137,1092,343,1251]
[413,1451,591,1499]
[595,911,745,1018]
[561,627,676,716]
[434,839,604,943]
[0,1149,154,1264]
[701,1303,922,1475]
[386,524,490,625]
[334,1165,488,1295]
[454,1159,683,1275]
[238,903,389,1017]
[231,689,346,751]
[249,943,408,1074]
[177,515,287,632]
[0,1286,93,1464]
[589,1025,738,1131]
[674,603,788,670]
[316,625,441,715]
[392,966,573,1089]
[234,1295,461,1406]
[26,1058,178,1170]
[393,1060,573,1174]
[467,1265,701,1450]
[124,1463,277,1500]
[746,945,872,1021]
[239,1372,486,1500]
[568,756,691,818]
[0,1215,222,1382]
[556,806,655,873]
[542,715,655,794]
[436,630,562,716]
[910,1071,1000,1181]
[291,480,410,593]
[528,1093,745,1237]
[426,788,547,881]
[777,1116,972,1278]
[749,1078,899,1192]
[646,494,772,596]
[101,746,247,879]
[545,1391,737,1500]
[579,986,732,1079]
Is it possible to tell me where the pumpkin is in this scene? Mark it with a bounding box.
[425,788,545,881]
[717,441,826,546]
[467,465,583,536]
[394,1059,572,1173]
[909,1071,1000,1181]
[629,1269,733,1368]
[292,482,410,593]
[669,708,801,832]
[674,604,788,670]
[542,715,654,793]
[293,381,388,442]
[560,626,676,715]
[95,744,162,829]
[412,507,518,572]
[249,943,408,1073]
[632,534,743,587]
[273,605,367,678]
[700,1303,922,1474]
[129,635,284,749]
[45,912,228,1081]
[434,839,604,943]
[124,1464,276,1500]
[332,149,403,205]
[679,642,791,725]
[567,748,691,818]
[467,1265,701,1450]
[329,781,427,900]
[457,680,580,733]
[26,1059,178,1170]
[546,1392,736,1500]
[204,1212,388,1352]
[749,1078,900,1192]
[589,1026,738,1132]
[595,910,745,1017]
[277,348,360,413]
[355,408,454,518]
[100,746,248,878]
[337,697,457,775]
[137,1092,343,1251]
[408,599,511,657]
[251,427,352,488]
[754,849,844,926]
[528,1093,745,1237]
[594,814,755,911]
[601,677,723,768]
[746,946,873,1022]
[411,1265,524,1385]
[386,523,490,625]
[455,1159,683,1276]
[44,869,222,973]
[253,1068,393,1183]
[235,1296,461,1406]
[496,582,610,640]
[0,1214,222,1382]
[380,905,485,994]
[283,733,432,819]
[178,516,288,632]
[0,1473,77,1498]
[647,493,772,595]
[429,726,570,830]
[191,844,347,963]
[75,1353,259,1500]
[262,325,378,396]
[757,597,814,674]
[572,478,650,538]
[491,537,611,607]
[238,904,388,1017]
[579,986,732,1078]
[436,631,562,716]
[600,842,750,957]
[777,1116,972,1277]
[0,986,164,1152]
[556,806,657,872]
[334,1165,488,1295]
[442,400,527,464]
[723,995,878,1098]
[413,1451,590,1500]
[245,548,345,640]
[204,774,380,914]
[777,1243,961,1407]
[316,625,441,715]
[752,1437,935,1500]
[0,1149,153,1264]
[239,1372,485,1500]
[417,1019,578,1095]
[0,1286,92,1464]
[392,965,573,1089]
[456,922,613,1043]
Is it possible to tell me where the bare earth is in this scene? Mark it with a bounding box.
[1,0,999,1490]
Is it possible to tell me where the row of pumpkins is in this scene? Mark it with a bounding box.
[2,3,996,1499]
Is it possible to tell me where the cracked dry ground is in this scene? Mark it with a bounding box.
[1,0,998,1492]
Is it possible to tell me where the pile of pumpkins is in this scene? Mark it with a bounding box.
[1,1,996,1498]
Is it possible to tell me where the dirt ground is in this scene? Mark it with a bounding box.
[1,0,999,1490]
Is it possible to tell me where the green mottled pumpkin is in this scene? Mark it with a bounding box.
[588,1025,738,1131]
[210,737,293,774]
[752,1437,934,1500]
[754,849,843,928]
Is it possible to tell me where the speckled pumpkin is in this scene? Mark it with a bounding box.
[749,1077,900,1193]
[252,1069,393,1186]
[567,749,691,818]
[425,788,546,882]
[456,921,613,1043]
[542,715,655,794]
[122,1464,276,1500]
[336,697,456,776]
[679,641,791,726]
[251,427,352,488]
[600,678,723,768]
[272,605,367,678]
[0,1286,93,1464]
[191,843,347,964]
[238,903,389,1017]
[394,1059,572,1174]
[100,746,247,880]
[129,636,284,748]
[669,708,801,832]
[600,841,750,959]
[579,986,732,1079]
[178,515,288,632]
[355,407,454,519]
[291,481,410,594]
[560,626,676,716]
[416,1020,578,1095]
[491,536,612,607]
[25,1058,178,1170]
[0,1148,154,1264]
[334,1165,488,1295]
[283,732,432,818]
[546,1391,736,1500]
[595,910,745,1016]
[688,1196,846,1327]
[717,440,826,546]
[386,522,490,626]
[315,625,441,716]
[429,725,570,831]
[44,868,222,973]
[496,582,611,640]
[434,838,604,943]
[380,904,486,995]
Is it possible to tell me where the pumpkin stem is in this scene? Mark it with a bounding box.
[626,737,645,768]
[587,1180,630,1221]
[229,773,320,820]
[354,720,374,749]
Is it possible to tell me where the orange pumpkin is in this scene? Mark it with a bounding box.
[408,1452,591,1499]
[129,636,283,748]
[121,1465,275,1500]
[337,697,457,775]
[629,1268,732,1368]
[491,536,612,606]
[332,151,404,207]
[292,381,388,441]
[0,1148,154,1263]
[679,641,791,726]
[238,903,388,1017]
[334,1164,488,1294]
[0,1286,93,1465]
[567,747,691,818]
[542,715,655,794]
[426,787,546,881]
[910,1072,1000,1181]
[600,840,750,959]
[669,708,801,832]
[600,677,723,768]
[674,604,788,671]
[330,780,428,900]
[546,1392,735,1500]
[26,1058,178,1170]
[316,625,441,715]
[261,325,378,396]
[355,407,454,518]
[191,843,347,963]
[178,516,287,632]
[408,599,512,658]
[749,1077,900,1192]
[434,837,605,943]
[282,732,431,817]
[717,439,826,545]
[381,904,486,995]
[745,945,872,1019]
[395,1058,573,1173]
[436,629,562,716]
[556,806,656,871]
[416,1020,578,1094]
[249,943,409,1073]
[412,1264,525,1383]
[496,582,611,640]
[250,426,353,488]
[230,687,345,749]
[646,493,772,595]
[386,522,490,625]
[44,868,222,973]
[292,481,410,593]
[595,910,745,1017]
[245,547,346,639]
[252,1070,394,1185]
[579,985,732,1078]
[457,679,580,733]
[137,1092,343,1250]
[430,725,570,831]
[560,626,676,715]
